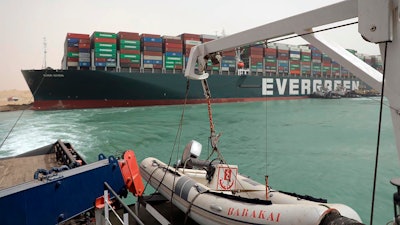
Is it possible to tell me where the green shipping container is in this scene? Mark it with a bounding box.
[94,43,116,49]
[95,52,116,58]
[92,32,117,39]
[67,52,79,57]
[165,60,182,65]
[165,56,182,62]
[265,58,276,63]
[125,59,140,64]
[120,44,140,50]
[120,54,140,60]
[94,48,117,53]
[120,40,140,45]
[290,64,300,69]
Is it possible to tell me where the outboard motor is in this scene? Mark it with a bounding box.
[178,140,219,182]
[391,178,400,225]
[180,140,211,168]
[319,210,364,225]
[181,140,203,165]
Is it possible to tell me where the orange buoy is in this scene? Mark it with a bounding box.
[237,61,245,68]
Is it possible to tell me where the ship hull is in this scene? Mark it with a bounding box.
[21,69,359,110]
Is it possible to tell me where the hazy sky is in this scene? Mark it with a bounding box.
[0,0,379,90]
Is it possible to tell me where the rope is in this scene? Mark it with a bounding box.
[0,71,46,150]
[369,41,389,225]
[142,79,190,206]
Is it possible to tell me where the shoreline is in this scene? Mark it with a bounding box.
[0,104,32,112]
[0,90,33,112]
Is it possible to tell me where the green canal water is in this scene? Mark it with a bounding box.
[0,98,398,224]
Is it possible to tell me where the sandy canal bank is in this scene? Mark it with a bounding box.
[0,90,33,112]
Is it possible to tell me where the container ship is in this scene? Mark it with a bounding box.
[21,31,382,110]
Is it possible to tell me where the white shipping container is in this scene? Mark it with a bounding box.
[143,64,154,69]
[143,55,162,60]
[185,40,202,45]
[67,62,78,67]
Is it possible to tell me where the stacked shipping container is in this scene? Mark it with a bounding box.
[62,31,380,79]
[163,36,183,70]
[181,33,202,68]
[118,32,141,69]
[309,45,322,77]
[276,43,289,75]
[264,45,277,74]
[91,31,117,68]
[299,46,311,76]
[322,53,332,77]
[289,46,301,75]
[331,60,340,77]
[245,44,264,72]
[221,49,236,72]
[64,33,91,69]
[141,33,163,69]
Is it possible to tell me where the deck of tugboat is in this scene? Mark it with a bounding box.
[103,194,200,225]
[0,153,59,190]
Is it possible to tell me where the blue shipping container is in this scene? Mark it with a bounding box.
[142,37,162,43]
[79,62,90,67]
[165,52,183,57]
[143,59,163,64]
[95,62,106,67]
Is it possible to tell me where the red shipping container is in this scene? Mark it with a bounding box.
[120,49,140,54]
[249,47,264,55]
[141,33,161,38]
[93,38,116,44]
[164,43,182,49]
[223,49,236,56]
[290,70,301,75]
[118,31,140,40]
[78,43,90,49]
[67,47,79,52]
[174,65,183,69]
[265,48,277,55]
[250,56,263,64]
[165,47,183,53]
[95,58,107,62]
[120,63,140,68]
[164,38,182,44]
[153,64,163,69]
[143,51,162,56]
[67,57,79,62]
[67,33,90,39]
[180,33,201,40]
[79,38,91,44]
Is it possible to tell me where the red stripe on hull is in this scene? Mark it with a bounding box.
[32,96,309,110]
